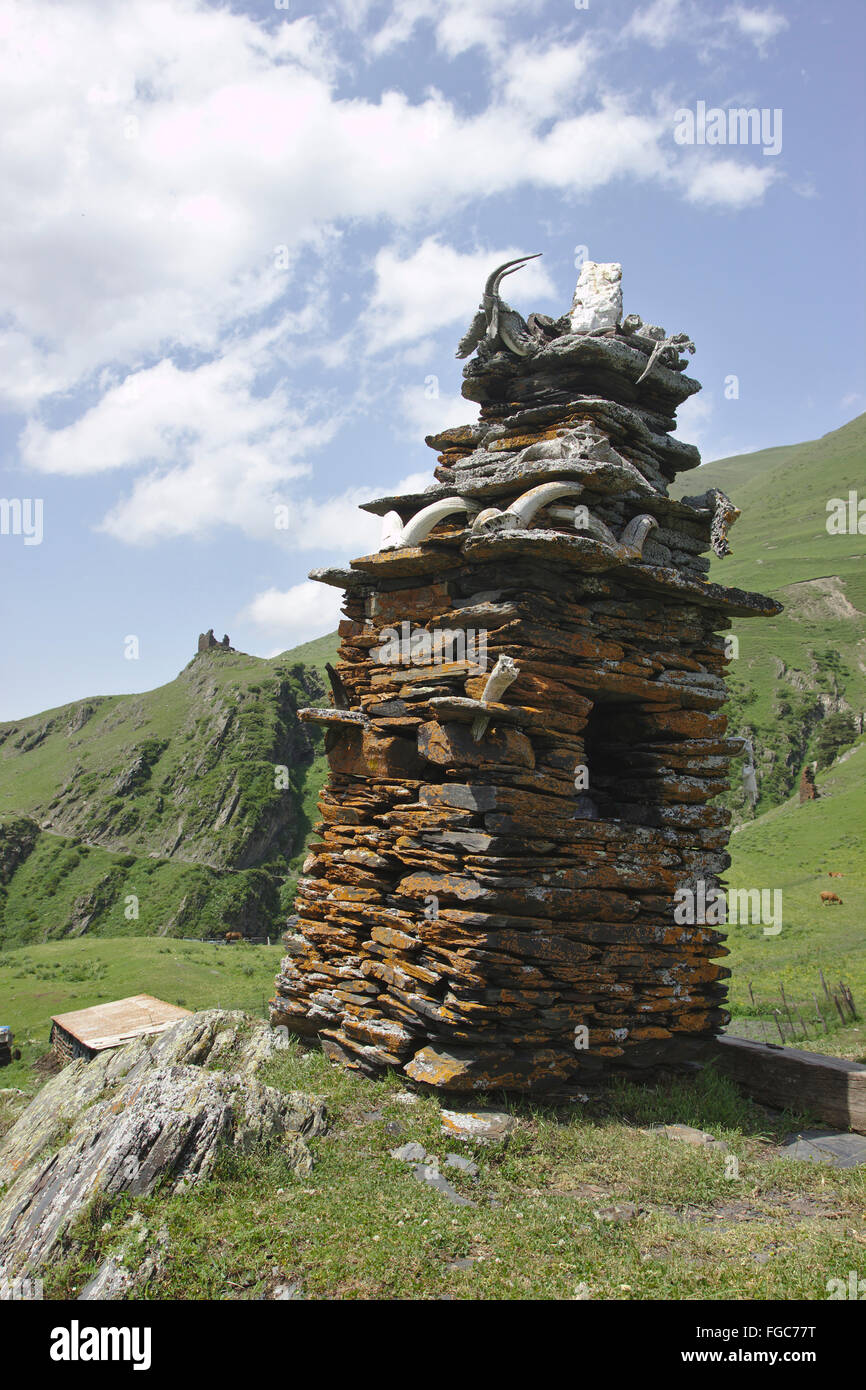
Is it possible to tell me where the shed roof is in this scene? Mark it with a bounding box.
[51,995,192,1052]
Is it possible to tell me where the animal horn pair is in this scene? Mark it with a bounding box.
[484,253,542,297]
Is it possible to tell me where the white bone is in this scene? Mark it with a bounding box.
[573,511,618,546]
[505,481,585,527]
[379,511,404,548]
[470,507,522,534]
[381,497,470,550]
[470,505,506,531]
[471,655,520,741]
[480,654,520,704]
[619,514,658,558]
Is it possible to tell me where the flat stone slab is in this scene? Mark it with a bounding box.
[444,1153,479,1176]
[393,1091,420,1106]
[778,1130,866,1168]
[390,1141,426,1163]
[298,707,369,728]
[412,1164,475,1206]
[440,1108,518,1144]
[594,1202,637,1224]
[272,1281,305,1300]
[646,1123,728,1153]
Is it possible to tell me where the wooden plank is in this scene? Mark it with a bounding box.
[702,1035,866,1134]
[51,995,191,1049]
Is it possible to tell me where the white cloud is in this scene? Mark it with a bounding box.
[530,102,671,190]
[681,158,778,207]
[15,301,447,547]
[365,238,555,351]
[17,330,340,545]
[392,469,436,494]
[1,0,784,551]
[675,389,715,454]
[0,0,777,421]
[627,0,788,56]
[21,349,302,480]
[0,3,340,410]
[276,491,383,555]
[399,384,472,439]
[242,581,344,647]
[498,39,596,122]
[368,0,540,60]
[723,6,789,53]
[97,443,396,551]
[625,0,686,48]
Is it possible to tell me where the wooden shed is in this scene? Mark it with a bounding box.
[50,995,192,1063]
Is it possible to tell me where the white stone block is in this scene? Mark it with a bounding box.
[569,261,623,333]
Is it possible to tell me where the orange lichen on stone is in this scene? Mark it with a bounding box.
[272,264,780,1091]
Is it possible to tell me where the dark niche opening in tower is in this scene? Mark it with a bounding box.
[578,701,664,825]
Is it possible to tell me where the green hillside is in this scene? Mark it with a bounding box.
[675,414,866,815]
[724,736,865,1058]
[0,634,339,948]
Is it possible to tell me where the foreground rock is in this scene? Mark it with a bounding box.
[441,1109,518,1145]
[78,1218,170,1301]
[777,1129,866,1168]
[412,1162,474,1206]
[645,1122,728,1153]
[0,1011,326,1280]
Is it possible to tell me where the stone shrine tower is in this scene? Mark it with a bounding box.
[271,258,781,1092]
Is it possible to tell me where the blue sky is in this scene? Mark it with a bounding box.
[1,0,863,719]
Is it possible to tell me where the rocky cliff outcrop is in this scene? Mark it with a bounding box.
[0,816,39,885]
[0,647,335,943]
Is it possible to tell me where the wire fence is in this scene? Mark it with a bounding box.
[728,970,858,1045]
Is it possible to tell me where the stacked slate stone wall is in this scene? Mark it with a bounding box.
[271,260,780,1092]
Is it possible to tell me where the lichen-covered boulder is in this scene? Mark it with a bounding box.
[0,1010,326,1279]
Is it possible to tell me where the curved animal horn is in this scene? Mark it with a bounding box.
[484,253,542,296]
[470,505,508,532]
[505,481,584,527]
[574,510,619,547]
[619,514,658,558]
[391,497,470,549]
[471,655,520,742]
[379,511,404,548]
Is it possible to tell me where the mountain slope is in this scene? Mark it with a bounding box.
[674,413,866,813]
[2,418,862,948]
[0,635,339,947]
[724,736,865,1057]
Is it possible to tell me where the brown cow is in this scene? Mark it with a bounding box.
[820,892,843,905]
[225,931,244,942]
[828,872,844,878]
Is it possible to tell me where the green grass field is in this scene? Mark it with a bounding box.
[675,414,866,814]
[723,736,866,1057]
[39,1038,866,1302]
[0,936,284,1090]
